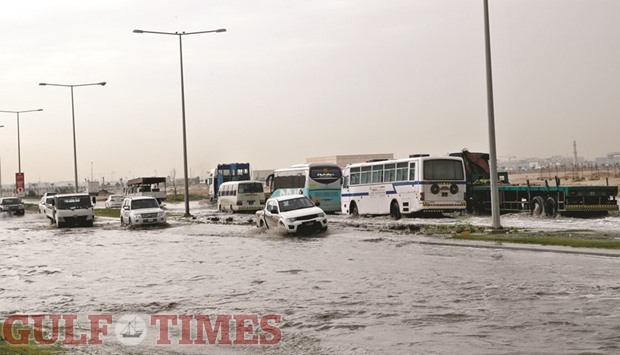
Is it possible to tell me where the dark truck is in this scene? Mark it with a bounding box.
[450,150,619,217]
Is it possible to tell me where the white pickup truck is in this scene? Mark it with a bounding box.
[47,193,96,228]
[255,194,328,234]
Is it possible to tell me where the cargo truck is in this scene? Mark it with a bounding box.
[450,150,619,217]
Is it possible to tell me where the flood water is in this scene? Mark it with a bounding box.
[1,205,620,354]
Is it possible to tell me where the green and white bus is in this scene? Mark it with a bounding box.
[266,163,342,213]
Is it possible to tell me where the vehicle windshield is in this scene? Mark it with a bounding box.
[423,159,465,180]
[238,183,263,193]
[1,198,21,205]
[131,199,160,209]
[278,197,314,212]
[57,196,92,209]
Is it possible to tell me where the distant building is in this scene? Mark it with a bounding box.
[306,154,394,168]
[595,152,620,166]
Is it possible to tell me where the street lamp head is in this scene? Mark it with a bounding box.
[39,83,47,86]
[133,29,144,33]
[99,82,107,86]
[216,29,227,33]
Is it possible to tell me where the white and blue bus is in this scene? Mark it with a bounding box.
[341,155,466,219]
[266,163,342,213]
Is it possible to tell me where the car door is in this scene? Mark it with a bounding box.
[264,200,280,228]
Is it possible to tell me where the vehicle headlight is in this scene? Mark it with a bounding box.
[285,217,296,223]
[319,212,326,218]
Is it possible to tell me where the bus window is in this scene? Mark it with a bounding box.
[409,163,417,181]
[384,163,396,182]
[396,162,408,181]
[424,159,465,180]
[350,167,360,185]
[371,165,383,183]
[361,166,371,184]
[238,182,263,193]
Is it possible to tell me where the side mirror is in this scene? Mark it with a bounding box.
[92,197,97,205]
[123,206,129,210]
[269,207,278,214]
[314,201,321,207]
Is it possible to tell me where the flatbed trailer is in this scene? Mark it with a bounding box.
[451,151,618,217]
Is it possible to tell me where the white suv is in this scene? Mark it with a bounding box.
[120,196,166,226]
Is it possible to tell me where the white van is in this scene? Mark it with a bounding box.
[49,193,95,228]
[217,180,265,213]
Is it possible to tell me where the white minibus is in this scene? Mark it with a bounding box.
[217,180,266,213]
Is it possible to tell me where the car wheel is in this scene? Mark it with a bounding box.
[128,217,132,225]
[120,216,124,225]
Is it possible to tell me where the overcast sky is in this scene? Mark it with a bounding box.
[1,0,619,184]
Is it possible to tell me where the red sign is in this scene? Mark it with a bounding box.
[16,172,25,194]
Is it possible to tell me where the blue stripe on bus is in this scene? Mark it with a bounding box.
[341,192,370,198]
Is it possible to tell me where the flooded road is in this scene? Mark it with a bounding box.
[1,206,620,354]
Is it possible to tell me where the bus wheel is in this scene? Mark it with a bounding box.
[350,202,359,217]
[530,196,545,216]
[545,197,557,218]
[390,201,401,220]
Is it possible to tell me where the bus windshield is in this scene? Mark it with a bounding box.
[309,165,342,184]
[423,159,464,180]
[238,182,263,193]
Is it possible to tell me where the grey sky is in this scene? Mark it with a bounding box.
[1,0,619,184]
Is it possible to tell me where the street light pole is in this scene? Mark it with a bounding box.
[0,125,3,197]
[483,0,502,230]
[133,28,226,217]
[39,82,106,193]
[0,109,43,173]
